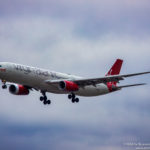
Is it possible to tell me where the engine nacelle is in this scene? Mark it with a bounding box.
[9,84,30,95]
[59,81,79,91]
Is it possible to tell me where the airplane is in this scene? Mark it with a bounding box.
[0,59,150,105]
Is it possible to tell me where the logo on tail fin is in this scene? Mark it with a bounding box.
[106,59,123,76]
[106,59,123,91]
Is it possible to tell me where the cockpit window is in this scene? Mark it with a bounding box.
[0,65,2,67]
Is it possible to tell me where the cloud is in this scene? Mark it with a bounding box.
[1,0,150,39]
[0,17,150,81]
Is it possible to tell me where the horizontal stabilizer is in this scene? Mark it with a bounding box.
[117,83,146,89]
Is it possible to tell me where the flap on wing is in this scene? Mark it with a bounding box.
[74,76,124,86]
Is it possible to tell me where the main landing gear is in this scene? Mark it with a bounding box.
[40,91,51,105]
[68,93,79,103]
[1,80,7,89]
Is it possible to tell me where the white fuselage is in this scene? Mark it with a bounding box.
[0,62,110,97]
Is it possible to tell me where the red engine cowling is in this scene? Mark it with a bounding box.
[59,81,79,91]
[9,84,30,95]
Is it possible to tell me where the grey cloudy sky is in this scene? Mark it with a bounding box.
[0,0,150,150]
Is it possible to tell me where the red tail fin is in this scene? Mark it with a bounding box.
[106,59,123,87]
[106,59,123,76]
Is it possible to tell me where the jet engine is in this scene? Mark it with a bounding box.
[59,81,79,91]
[9,84,30,95]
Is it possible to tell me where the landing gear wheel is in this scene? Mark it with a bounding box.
[72,99,75,103]
[75,98,79,103]
[43,100,51,105]
[47,100,51,105]
[40,91,51,105]
[44,96,47,100]
[69,93,80,104]
[68,94,72,99]
[43,100,47,105]
[40,96,44,101]
[2,85,7,89]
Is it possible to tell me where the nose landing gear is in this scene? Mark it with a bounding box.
[68,93,79,103]
[40,91,51,105]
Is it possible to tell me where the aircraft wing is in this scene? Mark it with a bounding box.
[73,72,150,86]
[45,71,150,87]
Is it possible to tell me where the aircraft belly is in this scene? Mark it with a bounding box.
[76,84,109,96]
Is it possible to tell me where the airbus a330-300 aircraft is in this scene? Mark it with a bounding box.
[0,59,149,105]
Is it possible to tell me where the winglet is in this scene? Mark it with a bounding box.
[106,59,123,76]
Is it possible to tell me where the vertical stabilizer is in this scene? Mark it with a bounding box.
[106,59,123,87]
[106,59,123,76]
